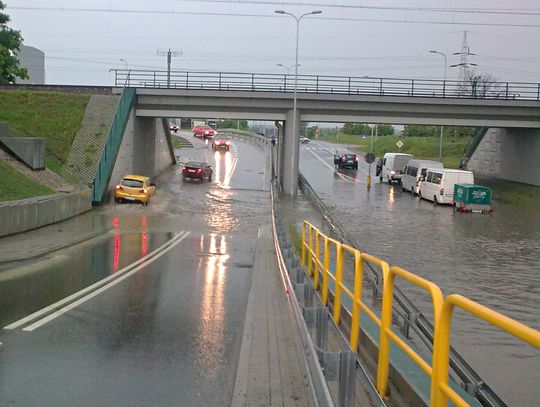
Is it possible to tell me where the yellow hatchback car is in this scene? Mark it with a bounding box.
[114,175,156,206]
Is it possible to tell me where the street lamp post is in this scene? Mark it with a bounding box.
[275,9,322,196]
[119,59,129,86]
[429,50,447,163]
[276,63,300,75]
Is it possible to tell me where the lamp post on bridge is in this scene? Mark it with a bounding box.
[157,49,183,88]
[274,9,322,196]
[276,63,300,75]
[429,50,447,163]
[119,59,129,86]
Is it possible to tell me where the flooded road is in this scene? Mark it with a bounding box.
[299,140,540,406]
[0,134,271,406]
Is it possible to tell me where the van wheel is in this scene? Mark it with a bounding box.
[387,177,391,184]
[411,187,415,194]
[379,175,382,182]
[434,196,439,205]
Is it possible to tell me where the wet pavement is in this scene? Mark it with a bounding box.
[0,133,273,406]
[299,140,540,406]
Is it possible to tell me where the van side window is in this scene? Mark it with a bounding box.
[421,169,427,177]
[433,173,442,185]
[383,158,386,165]
[426,172,433,183]
[411,167,418,177]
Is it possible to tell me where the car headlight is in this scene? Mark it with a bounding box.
[390,170,395,175]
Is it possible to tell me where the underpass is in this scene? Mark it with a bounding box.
[0,135,312,406]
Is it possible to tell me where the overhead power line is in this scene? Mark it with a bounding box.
[159,0,540,16]
[8,6,540,28]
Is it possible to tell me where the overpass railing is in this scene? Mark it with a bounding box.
[301,220,540,407]
[112,69,540,101]
[92,88,135,204]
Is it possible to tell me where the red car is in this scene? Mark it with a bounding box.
[182,161,213,182]
[212,136,231,151]
[193,125,217,138]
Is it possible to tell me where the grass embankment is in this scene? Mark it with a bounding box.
[0,90,90,174]
[317,134,471,169]
[0,160,55,201]
[476,177,540,207]
[0,90,90,201]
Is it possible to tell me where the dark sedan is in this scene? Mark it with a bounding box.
[334,153,358,170]
[182,161,213,182]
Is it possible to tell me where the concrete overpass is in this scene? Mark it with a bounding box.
[112,83,540,193]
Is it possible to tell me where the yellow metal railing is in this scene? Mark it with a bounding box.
[300,221,540,407]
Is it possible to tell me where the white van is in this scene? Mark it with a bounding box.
[402,159,444,195]
[379,153,414,184]
[419,169,474,204]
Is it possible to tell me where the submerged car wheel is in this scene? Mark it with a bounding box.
[208,173,212,182]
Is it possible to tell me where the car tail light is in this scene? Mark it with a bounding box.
[342,156,346,161]
[440,187,444,195]
[139,189,148,194]
[182,166,186,171]
[354,157,358,161]
[226,141,231,145]
[115,185,122,190]
[215,140,221,145]
[197,168,203,173]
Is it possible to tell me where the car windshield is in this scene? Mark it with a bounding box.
[344,154,356,159]
[186,161,203,167]
[202,126,211,130]
[121,179,144,188]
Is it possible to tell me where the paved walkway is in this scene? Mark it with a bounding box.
[232,224,310,407]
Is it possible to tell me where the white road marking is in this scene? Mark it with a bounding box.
[22,231,191,332]
[4,231,189,331]
[304,148,349,180]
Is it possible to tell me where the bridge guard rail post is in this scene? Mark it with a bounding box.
[431,294,540,407]
[376,266,444,399]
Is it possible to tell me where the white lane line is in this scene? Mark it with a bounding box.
[23,231,191,332]
[312,142,370,177]
[305,148,349,180]
[4,231,187,330]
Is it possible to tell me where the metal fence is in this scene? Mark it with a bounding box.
[301,220,540,407]
[112,69,540,101]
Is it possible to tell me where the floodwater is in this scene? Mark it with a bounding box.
[299,141,540,406]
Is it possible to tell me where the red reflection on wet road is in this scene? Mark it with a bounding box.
[113,234,120,272]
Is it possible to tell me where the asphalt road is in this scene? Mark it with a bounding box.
[0,133,271,406]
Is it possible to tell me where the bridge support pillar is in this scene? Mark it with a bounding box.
[283,108,301,196]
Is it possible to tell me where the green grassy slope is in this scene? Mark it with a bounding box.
[0,160,55,201]
[0,90,90,173]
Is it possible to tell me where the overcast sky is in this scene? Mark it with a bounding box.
[7,0,540,86]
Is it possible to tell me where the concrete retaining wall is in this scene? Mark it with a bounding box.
[0,188,92,237]
[0,137,45,170]
[468,127,540,186]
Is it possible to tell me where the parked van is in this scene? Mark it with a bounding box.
[402,159,444,195]
[419,169,474,204]
[380,153,414,184]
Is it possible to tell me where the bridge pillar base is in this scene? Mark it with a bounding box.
[282,109,301,196]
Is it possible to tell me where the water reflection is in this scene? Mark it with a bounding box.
[197,234,229,378]
[214,150,236,188]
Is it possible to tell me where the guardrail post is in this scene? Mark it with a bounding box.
[442,80,446,97]
[348,77,351,94]
[185,72,189,90]
[316,307,328,350]
[350,251,363,352]
[219,73,222,90]
[307,226,313,276]
[379,78,383,95]
[314,232,321,289]
[301,223,306,266]
[332,244,344,324]
[322,238,330,305]
[376,267,393,397]
[316,76,319,93]
[251,74,255,91]
[537,83,540,101]
[411,79,414,96]
[506,82,509,99]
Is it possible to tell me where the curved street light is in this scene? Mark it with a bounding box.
[274,9,322,196]
[276,63,300,75]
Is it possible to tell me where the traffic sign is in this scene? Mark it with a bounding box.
[365,153,376,164]
[396,140,404,149]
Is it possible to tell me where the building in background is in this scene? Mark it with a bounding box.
[17,46,45,84]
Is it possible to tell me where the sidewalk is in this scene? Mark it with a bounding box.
[232,224,310,407]
[0,211,109,263]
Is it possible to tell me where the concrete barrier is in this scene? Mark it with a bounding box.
[0,188,92,237]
